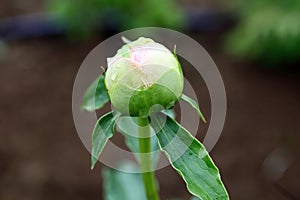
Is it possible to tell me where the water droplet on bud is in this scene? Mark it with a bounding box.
[111,73,117,81]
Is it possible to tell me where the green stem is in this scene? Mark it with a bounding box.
[138,116,160,200]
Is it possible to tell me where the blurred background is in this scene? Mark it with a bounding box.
[0,0,299,199]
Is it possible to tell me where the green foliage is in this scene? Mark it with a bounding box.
[82,39,229,199]
[91,111,120,169]
[151,113,229,200]
[226,0,300,65]
[103,162,148,200]
[47,0,184,38]
[161,108,176,119]
[83,74,229,198]
[181,94,206,123]
[82,74,109,112]
[116,116,161,167]
[103,162,200,200]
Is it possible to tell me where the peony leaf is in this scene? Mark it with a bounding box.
[181,94,207,123]
[103,162,147,200]
[91,111,120,169]
[82,74,109,112]
[161,109,176,119]
[151,113,229,200]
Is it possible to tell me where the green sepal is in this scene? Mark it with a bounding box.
[82,74,110,112]
[181,94,207,123]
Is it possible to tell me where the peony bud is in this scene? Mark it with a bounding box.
[105,37,183,116]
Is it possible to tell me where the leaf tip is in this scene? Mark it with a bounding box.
[121,36,132,44]
[100,66,106,74]
[201,116,207,124]
[81,104,93,112]
[91,159,96,170]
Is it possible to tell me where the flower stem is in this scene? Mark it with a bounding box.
[138,116,160,200]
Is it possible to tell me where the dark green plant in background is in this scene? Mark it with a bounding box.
[225,0,300,66]
[47,0,184,39]
[82,37,229,200]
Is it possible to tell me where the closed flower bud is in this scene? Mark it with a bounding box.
[105,37,183,116]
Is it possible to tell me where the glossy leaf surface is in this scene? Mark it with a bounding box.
[103,162,147,200]
[151,113,229,200]
[82,74,109,111]
[91,111,120,169]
